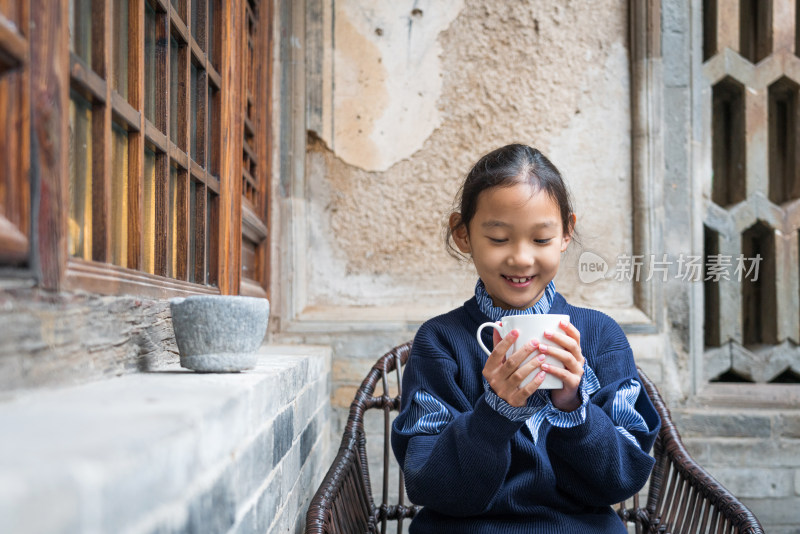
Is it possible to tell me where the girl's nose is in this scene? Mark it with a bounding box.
[507,242,534,267]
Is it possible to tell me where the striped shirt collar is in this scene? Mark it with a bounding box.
[475,279,556,322]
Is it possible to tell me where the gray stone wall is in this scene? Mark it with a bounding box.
[0,286,178,392]
[679,403,800,534]
[661,0,696,388]
[661,1,800,531]
[0,345,331,534]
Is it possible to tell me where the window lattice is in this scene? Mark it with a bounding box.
[67,0,221,285]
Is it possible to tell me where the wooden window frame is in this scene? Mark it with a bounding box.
[0,1,31,266]
[4,0,272,298]
[239,0,271,299]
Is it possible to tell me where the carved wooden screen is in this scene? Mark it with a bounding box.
[702,0,800,384]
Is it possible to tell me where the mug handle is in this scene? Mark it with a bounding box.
[476,322,503,356]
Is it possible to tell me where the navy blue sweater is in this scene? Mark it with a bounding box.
[391,293,660,533]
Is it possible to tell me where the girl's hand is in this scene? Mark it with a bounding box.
[482,328,548,407]
[538,319,585,411]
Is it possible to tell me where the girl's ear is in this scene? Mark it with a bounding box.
[561,214,577,252]
[449,213,471,254]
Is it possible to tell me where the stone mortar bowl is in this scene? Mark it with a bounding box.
[170,295,270,372]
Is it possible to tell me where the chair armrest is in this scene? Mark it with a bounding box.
[306,433,374,533]
[306,342,418,533]
[635,369,765,534]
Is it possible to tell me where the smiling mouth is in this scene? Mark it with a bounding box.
[503,275,534,284]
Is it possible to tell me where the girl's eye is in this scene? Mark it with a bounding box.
[534,238,552,245]
[488,237,507,244]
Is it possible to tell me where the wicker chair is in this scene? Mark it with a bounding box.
[306,342,765,534]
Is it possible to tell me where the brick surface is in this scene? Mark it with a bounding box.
[662,0,688,34]
[673,411,772,438]
[294,378,322,441]
[272,407,295,468]
[796,470,800,497]
[301,417,319,465]
[740,497,800,529]
[683,438,800,468]
[663,29,689,87]
[706,467,794,498]
[186,475,236,534]
[260,467,283,532]
[763,527,800,534]
[776,413,800,439]
[231,425,274,506]
[0,345,331,534]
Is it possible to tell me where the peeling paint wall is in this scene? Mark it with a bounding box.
[324,0,463,172]
[306,0,633,311]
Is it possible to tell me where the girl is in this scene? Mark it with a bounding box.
[391,144,660,533]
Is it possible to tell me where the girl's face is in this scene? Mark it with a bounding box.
[452,182,573,310]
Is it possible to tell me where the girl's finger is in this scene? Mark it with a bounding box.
[492,323,503,346]
[502,340,540,377]
[537,342,582,374]
[558,320,581,346]
[486,330,518,369]
[542,329,579,354]
[542,328,584,366]
[516,368,547,398]
[511,353,546,383]
[541,362,583,389]
[505,368,546,407]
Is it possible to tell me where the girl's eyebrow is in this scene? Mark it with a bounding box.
[481,220,557,229]
[481,220,511,228]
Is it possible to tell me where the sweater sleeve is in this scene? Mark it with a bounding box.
[545,319,660,507]
[390,327,524,516]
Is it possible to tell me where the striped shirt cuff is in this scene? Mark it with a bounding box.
[398,367,649,449]
[611,377,649,446]
[543,385,589,428]
[483,387,543,422]
[396,390,454,435]
[485,363,599,444]
[540,362,601,429]
[485,363,598,425]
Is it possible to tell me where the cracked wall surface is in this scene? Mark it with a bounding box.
[306,0,634,311]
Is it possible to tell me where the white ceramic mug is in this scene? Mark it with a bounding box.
[476,314,570,390]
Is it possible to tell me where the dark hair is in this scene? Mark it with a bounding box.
[445,143,576,259]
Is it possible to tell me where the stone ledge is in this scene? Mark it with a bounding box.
[0,344,332,534]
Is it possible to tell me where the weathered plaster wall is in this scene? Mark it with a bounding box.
[306,0,635,312]
[323,0,464,172]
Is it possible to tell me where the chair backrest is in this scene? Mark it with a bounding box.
[306,341,765,534]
